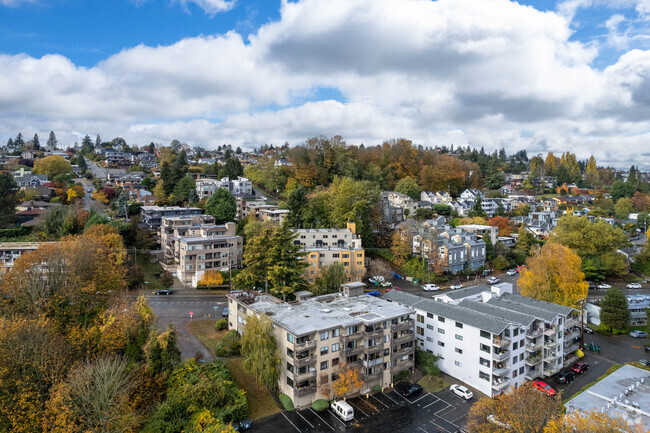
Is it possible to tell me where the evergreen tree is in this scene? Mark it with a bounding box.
[147,142,155,154]
[235,146,242,154]
[32,133,40,150]
[286,186,308,228]
[495,201,505,217]
[484,235,495,262]
[81,135,94,154]
[0,173,21,228]
[14,132,24,148]
[116,192,128,218]
[77,155,87,173]
[267,223,308,300]
[6,138,13,148]
[469,196,487,218]
[187,188,198,205]
[586,155,599,187]
[235,225,275,290]
[223,157,243,179]
[160,161,176,196]
[172,175,196,206]
[47,131,57,149]
[95,134,101,148]
[600,288,630,332]
[205,188,237,224]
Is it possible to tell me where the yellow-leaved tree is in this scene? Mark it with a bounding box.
[197,270,224,288]
[519,243,589,308]
[332,362,364,399]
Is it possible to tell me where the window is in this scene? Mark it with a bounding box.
[437,341,445,347]
[455,348,463,354]
[513,328,519,337]
[287,333,294,343]
[519,366,524,374]
[343,262,349,267]
[287,362,294,373]
[333,253,340,258]
[455,334,463,341]
[287,377,294,387]
[427,313,434,319]
[438,328,445,334]
[426,337,433,342]
[480,330,490,339]
[320,346,329,355]
[332,329,340,337]
[320,361,328,370]
[417,326,424,336]
[287,348,294,357]
[417,314,424,323]
[480,343,491,353]
[455,322,463,329]
[438,316,445,322]
[479,371,490,381]
[332,343,340,352]
[342,254,349,258]
[454,361,462,367]
[426,324,434,330]
[320,331,329,341]
[479,357,490,367]
[357,253,362,257]
[513,370,518,378]
[332,358,339,366]
[513,341,518,350]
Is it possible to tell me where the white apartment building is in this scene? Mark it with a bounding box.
[195,176,252,199]
[383,284,579,397]
[227,283,415,408]
[159,215,242,287]
[140,206,203,229]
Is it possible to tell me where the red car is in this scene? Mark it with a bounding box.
[571,362,589,374]
[532,380,556,396]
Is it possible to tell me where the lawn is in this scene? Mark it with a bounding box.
[225,357,282,421]
[417,375,451,393]
[136,254,165,291]
[186,320,227,356]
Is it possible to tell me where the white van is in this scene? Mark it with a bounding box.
[330,400,354,421]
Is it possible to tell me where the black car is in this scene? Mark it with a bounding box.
[558,371,576,384]
[233,418,251,431]
[580,326,594,335]
[395,382,423,398]
[587,282,597,290]
[155,289,173,295]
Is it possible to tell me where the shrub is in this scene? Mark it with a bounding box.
[371,385,382,393]
[415,348,441,376]
[393,369,409,383]
[222,330,241,355]
[215,319,228,331]
[279,394,294,411]
[311,399,329,412]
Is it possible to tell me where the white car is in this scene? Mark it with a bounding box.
[487,277,500,285]
[450,384,473,400]
[626,283,642,289]
[331,400,354,421]
[506,269,517,276]
[450,284,463,290]
[422,284,440,292]
[597,283,611,289]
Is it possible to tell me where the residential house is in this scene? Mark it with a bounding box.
[13,168,48,187]
[460,189,485,201]
[420,191,453,205]
[237,198,280,220]
[227,283,415,408]
[382,192,419,217]
[259,208,290,224]
[195,176,253,199]
[140,206,203,229]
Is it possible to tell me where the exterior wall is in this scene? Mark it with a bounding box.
[0,242,41,269]
[259,209,289,224]
[141,206,203,228]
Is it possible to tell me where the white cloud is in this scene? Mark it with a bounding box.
[0,0,36,6]
[2,0,650,167]
[174,0,236,16]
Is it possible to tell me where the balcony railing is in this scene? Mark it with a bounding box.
[543,365,561,377]
[395,359,414,370]
[525,341,543,352]
[392,319,414,331]
[525,369,542,380]
[341,333,363,343]
[364,369,384,380]
[544,351,559,360]
[493,350,510,361]
[344,345,364,356]
[295,339,317,350]
[526,328,543,339]
[564,342,580,354]
[393,346,415,357]
[365,328,385,338]
[493,336,511,348]
[564,317,579,328]
[294,354,317,367]
[296,386,317,397]
[294,369,317,381]
[363,358,384,368]
[492,366,509,376]
[543,339,558,349]
[393,332,415,344]
[544,326,557,336]
[525,355,542,366]
[492,380,510,392]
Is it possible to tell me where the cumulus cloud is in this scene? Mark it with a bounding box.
[1,0,650,167]
[174,0,236,15]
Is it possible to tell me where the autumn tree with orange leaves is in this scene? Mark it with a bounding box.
[332,362,364,399]
[197,270,225,288]
[488,216,512,236]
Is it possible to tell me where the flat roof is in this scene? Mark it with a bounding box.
[565,364,650,430]
[237,292,413,336]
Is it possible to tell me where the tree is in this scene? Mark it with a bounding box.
[116,192,128,218]
[95,134,101,148]
[172,175,196,206]
[43,356,138,433]
[469,196,487,218]
[47,131,57,149]
[332,362,364,399]
[205,189,237,224]
[0,173,21,228]
[614,197,633,220]
[147,142,155,154]
[367,259,392,281]
[518,243,588,308]
[432,204,452,216]
[585,155,599,187]
[495,201,505,216]
[6,137,13,148]
[326,177,380,244]
[14,132,24,148]
[544,410,645,433]
[235,225,274,290]
[159,270,174,287]
[197,270,224,288]
[610,180,635,202]
[223,158,243,179]
[311,262,347,295]
[32,133,40,150]
[467,383,563,433]
[240,314,280,389]
[391,226,412,266]
[80,135,94,154]
[631,191,650,212]
[286,185,308,228]
[600,289,630,332]
[395,176,420,200]
[266,223,308,300]
[33,155,73,177]
[488,216,511,236]
[77,155,87,173]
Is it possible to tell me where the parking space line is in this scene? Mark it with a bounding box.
[370,393,389,408]
[382,391,400,405]
[308,408,334,431]
[430,420,451,433]
[417,426,430,433]
[281,412,302,433]
[327,409,347,427]
[295,411,314,429]
[450,413,467,424]
[412,392,432,404]
[354,396,382,414]
[347,399,369,417]
[423,397,442,409]
[392,390,412,403]
[434,402,452,416]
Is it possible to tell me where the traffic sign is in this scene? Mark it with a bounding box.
[190,312,193,318]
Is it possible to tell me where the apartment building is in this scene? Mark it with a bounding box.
[159,215,242,287]
[259,208,290,224]
[140,206,203,229]
[0,242,43,270]
[195,176,253,199]
[236,198,280,220]
[292,223,365,283]
[227,283,415,408]
[383,284,579,397]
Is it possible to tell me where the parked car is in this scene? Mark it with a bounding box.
[395,382,423,398]
[367,290,379,297]
[558,371,576,384]
[331,400,354,421]
[233,418,251,431]
[532,380,556,396]
[456,428,469,433]
[581,326,594,335]
[597,283,611,289]
[630,330,648,338]
[380,281,393,287]
[222,307,229,317]
[587,282,597,290]
[487,277,500,285]
[422,284,440,292]
[450,384,473,400]
[571,362,590,374]
[626,283,643,289]
[640,359,650,366]
[154,289,173,295]
[369,276,385,284]
[450,284,463,290]
[506,269,517,276]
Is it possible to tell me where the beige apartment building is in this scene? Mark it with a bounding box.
[159,215,243,287]
[227,283,415,408]
[292,223,365,283]
[236,198,281,221]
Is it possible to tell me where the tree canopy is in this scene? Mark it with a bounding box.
[600,289,630,332]
[33,155,73,177]
[205,189,237,224]
[240,315,280,389]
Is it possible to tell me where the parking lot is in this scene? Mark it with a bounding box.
[250,387,472,433]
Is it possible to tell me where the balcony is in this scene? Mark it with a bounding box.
[525,369,542,380]
[295,339,317,350]
[564,328,580,340]
[525,355,542,366]
[492,380,510,392]
[364,369,384,380]
[525,341,543,352]
[564,317,579,328]
[296,386,317,397]
[493,336,511,348]
[493,350,510,361]
[544,326,557,337]
[294,354,317,367]
[344,345,364,356]
[365,327,385,338]
[526,328,543,339]
[543,339,558,349]
[492,365,510,376]
[543,365,561,377]
[363,358,384,368]
[341,333,363,344]
[294,369,317,381]
[396,359,414,370]
[393,332,415,344]
[564,342,580,354]
[544,351,559,360]
[393,346,415,357]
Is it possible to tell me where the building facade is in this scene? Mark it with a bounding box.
[140,206,203,229]
[383,284,579,397]
[292,223,365,283]
[227,283,415,408]
[195,176,253,200]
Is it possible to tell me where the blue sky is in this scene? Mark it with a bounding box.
[1,0,650,168]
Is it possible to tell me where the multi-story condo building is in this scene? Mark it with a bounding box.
[195,176,253,200]
[259,208,290,224]
[0,242,48,270]
[140,206,203,229]
[236,199,280,220]
[292,223,365,283]
[383,283,579,397]
[159,215,242,287]
[420,191,453,205]
[227,283,415,408]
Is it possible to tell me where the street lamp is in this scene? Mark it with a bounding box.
[579,298,586,351]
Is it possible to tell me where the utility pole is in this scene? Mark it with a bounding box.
[580,298,585,350]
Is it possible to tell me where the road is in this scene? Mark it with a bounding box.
[78,177,102,212]
[141,287,228,361]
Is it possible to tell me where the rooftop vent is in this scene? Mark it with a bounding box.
[322,309,332,313]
